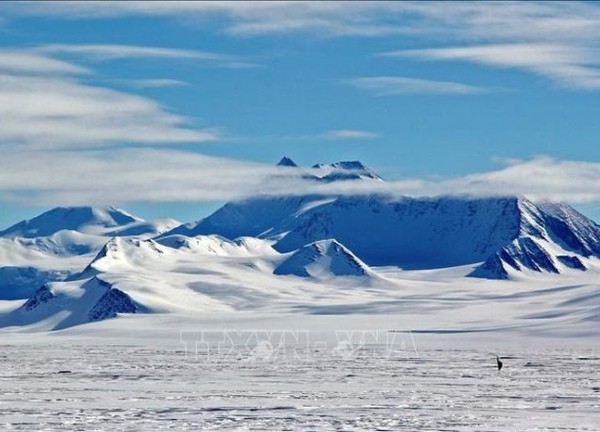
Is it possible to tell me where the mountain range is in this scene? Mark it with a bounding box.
[1,157,600,329]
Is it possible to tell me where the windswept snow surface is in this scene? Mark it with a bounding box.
[0,314,598,431]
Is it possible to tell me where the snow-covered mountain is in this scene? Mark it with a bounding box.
[0,206,139,238]
[82,237,167,275]
[312,161,383,182]
[161,196,318,240]
[276,156,298,168]
[164,158,600,279]
[1,276,140,330]
[159,158,382,239]
[2,158,600,330]
[469,200,600,278]
[0,206,177,239]
[0,207,179,301]
[274,194,600,276]
[274,239,376,279]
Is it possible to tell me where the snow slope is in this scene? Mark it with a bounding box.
[470,199,600,278]
[0,276,140,330]
[274,239,376,278]
[312,160,383,181]
[184,186,600,278]
[0,232,107,300]
[161,195,320,240]
[0,206,139,238]
[0,206,177,239]
[0,207,180,300]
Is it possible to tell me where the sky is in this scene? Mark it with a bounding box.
[1,1,600,227]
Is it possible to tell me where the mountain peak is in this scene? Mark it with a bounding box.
[274,238,375,278]
[332,161,368,170]
[312,160,382,181]
[276,156,298,167]
[0,206,141,238]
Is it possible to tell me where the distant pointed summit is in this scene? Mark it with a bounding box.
[277,156,298,167]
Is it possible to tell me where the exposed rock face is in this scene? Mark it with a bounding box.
[88,288,137,321]
[22,284,55,311]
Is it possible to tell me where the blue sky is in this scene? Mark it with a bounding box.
[1,1,600,227]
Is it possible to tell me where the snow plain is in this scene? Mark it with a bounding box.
[1,313,599,431]
[1,260,600,431]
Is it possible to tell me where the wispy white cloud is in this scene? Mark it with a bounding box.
[388,156,600,204]
[381,44,600,90]
[344,76,485,96]
[0,150,598,207]
[0,149,280,205]
[8,2,600,40]
[322,129,378,140]
[120,78,189,89]
[0,47,226,148]
[248,129,380,143]
[2,2,426,37]
[33,43,260,68]
[12,1,600,90]
[0,51,89,74]
[0,72,219,148]
[36,43,231,61]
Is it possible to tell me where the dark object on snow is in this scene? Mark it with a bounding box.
[496,355,503,372]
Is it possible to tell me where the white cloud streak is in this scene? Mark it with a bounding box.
[33,43,258,68]
[0,149,277,205]
[322,129,378,140]
[36,44,230,61]
[119,79,189,89]
[344,76,485,95]
[0,73,219,148]
[0,151,599,207]
[0,51,89,74]
[0,44,233,148]
[381,44,600,90]
[2,2,428,37]
[8,2,600,40]
[10,1,600,90]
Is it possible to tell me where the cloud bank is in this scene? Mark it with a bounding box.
[1,151,599,207]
